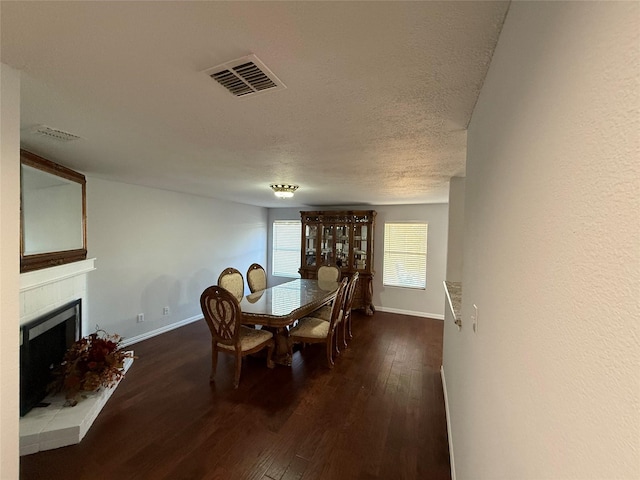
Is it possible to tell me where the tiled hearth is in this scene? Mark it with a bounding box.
[19,356,133,456]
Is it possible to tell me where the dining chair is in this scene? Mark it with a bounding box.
[200,285,275,388]
[218,267,244,301]
[288,277,348,369]
[314,265,341,317]
[246,263,267,293]
[341,272,359,348]
[317,265,340,282]
[309,272,359,349]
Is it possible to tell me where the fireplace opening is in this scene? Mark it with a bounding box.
[20,299,81,417]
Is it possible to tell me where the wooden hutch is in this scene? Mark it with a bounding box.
[299,210,376,315]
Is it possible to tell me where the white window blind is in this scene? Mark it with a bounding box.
[272,220,301,278]
[383,223,428,289]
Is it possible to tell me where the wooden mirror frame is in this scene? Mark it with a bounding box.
[20,149,87,273]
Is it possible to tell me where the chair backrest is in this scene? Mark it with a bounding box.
[200,285,242,347]
[217,267,244,301]
[318,265,340,283]
[328,277,349,329]
[343,272,360,315]
[246,263,267,293]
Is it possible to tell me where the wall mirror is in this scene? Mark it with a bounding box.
[20,150,87,272]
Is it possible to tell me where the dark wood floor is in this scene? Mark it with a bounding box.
[20,310,451,480]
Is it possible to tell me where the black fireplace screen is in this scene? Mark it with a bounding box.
[20,299,81,416]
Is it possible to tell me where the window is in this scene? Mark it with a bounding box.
[272,220,301,278]
[383,223,428,289]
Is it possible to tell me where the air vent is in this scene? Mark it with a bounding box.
[31,125,81,142]
[203,54,286,98]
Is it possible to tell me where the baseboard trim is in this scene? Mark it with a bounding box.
[373,306,444,320]
[440,365,456,480]
[120,314,203,348]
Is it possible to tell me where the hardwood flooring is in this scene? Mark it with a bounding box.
[20,311,451,480]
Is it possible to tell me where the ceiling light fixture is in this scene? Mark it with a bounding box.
[270,184,299,199]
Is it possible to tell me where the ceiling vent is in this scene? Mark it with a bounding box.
[203,54,286,98]
[30,125,81,142]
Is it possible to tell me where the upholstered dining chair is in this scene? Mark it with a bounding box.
[246,263,267,293]
[309,272,359,349]
[288,277,348,369]
[200,285,275,388]
[314,265,341,316]
[317,265,340,282]
[340,272,359,348]
[218,267,244,301]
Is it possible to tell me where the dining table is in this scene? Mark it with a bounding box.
[239,278,339,365]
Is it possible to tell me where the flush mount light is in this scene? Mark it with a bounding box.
[270,184,299,199]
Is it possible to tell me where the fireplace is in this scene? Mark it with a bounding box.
[20,299,81,417]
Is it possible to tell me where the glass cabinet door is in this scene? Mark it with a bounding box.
[352,224,368,271]
[305,224,317,266]
[334,224,350,271]
[321,225,334,265]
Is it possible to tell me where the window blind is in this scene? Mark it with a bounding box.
[272,220,301,278]
[383,223,428,289]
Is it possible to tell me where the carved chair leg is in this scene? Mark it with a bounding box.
[347,315,353,340]
[326,335,335,369]
[233,351,242,389]
[342,320,348,349]
[210,342,219,383]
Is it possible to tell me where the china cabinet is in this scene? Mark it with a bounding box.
[299,210,376,315]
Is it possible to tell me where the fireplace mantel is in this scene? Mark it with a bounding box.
[20,258,96,293]
[19,258,95,328]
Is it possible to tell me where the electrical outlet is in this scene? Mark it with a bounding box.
[136,313,144,323]
[163,306,170,316]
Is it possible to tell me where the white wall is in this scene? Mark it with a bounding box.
[0,62,21,480]
[373,204,448,318]
[268,204,448,318]
[87,177,268,342]
[443,2,640,479]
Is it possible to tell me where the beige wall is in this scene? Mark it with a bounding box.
[443,2,640,478]
[0,62,21,480]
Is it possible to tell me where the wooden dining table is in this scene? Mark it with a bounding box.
[239,278,339,365]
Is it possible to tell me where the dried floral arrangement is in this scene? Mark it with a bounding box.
[49,329,135,406]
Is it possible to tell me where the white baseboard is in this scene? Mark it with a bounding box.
[440,365,456,480]
[373,306,444,320]
[120,314,203,348]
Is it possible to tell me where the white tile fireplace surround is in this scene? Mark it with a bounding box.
[18,259,132,455]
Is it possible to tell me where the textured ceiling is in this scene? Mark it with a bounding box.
[1,1,509,208]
